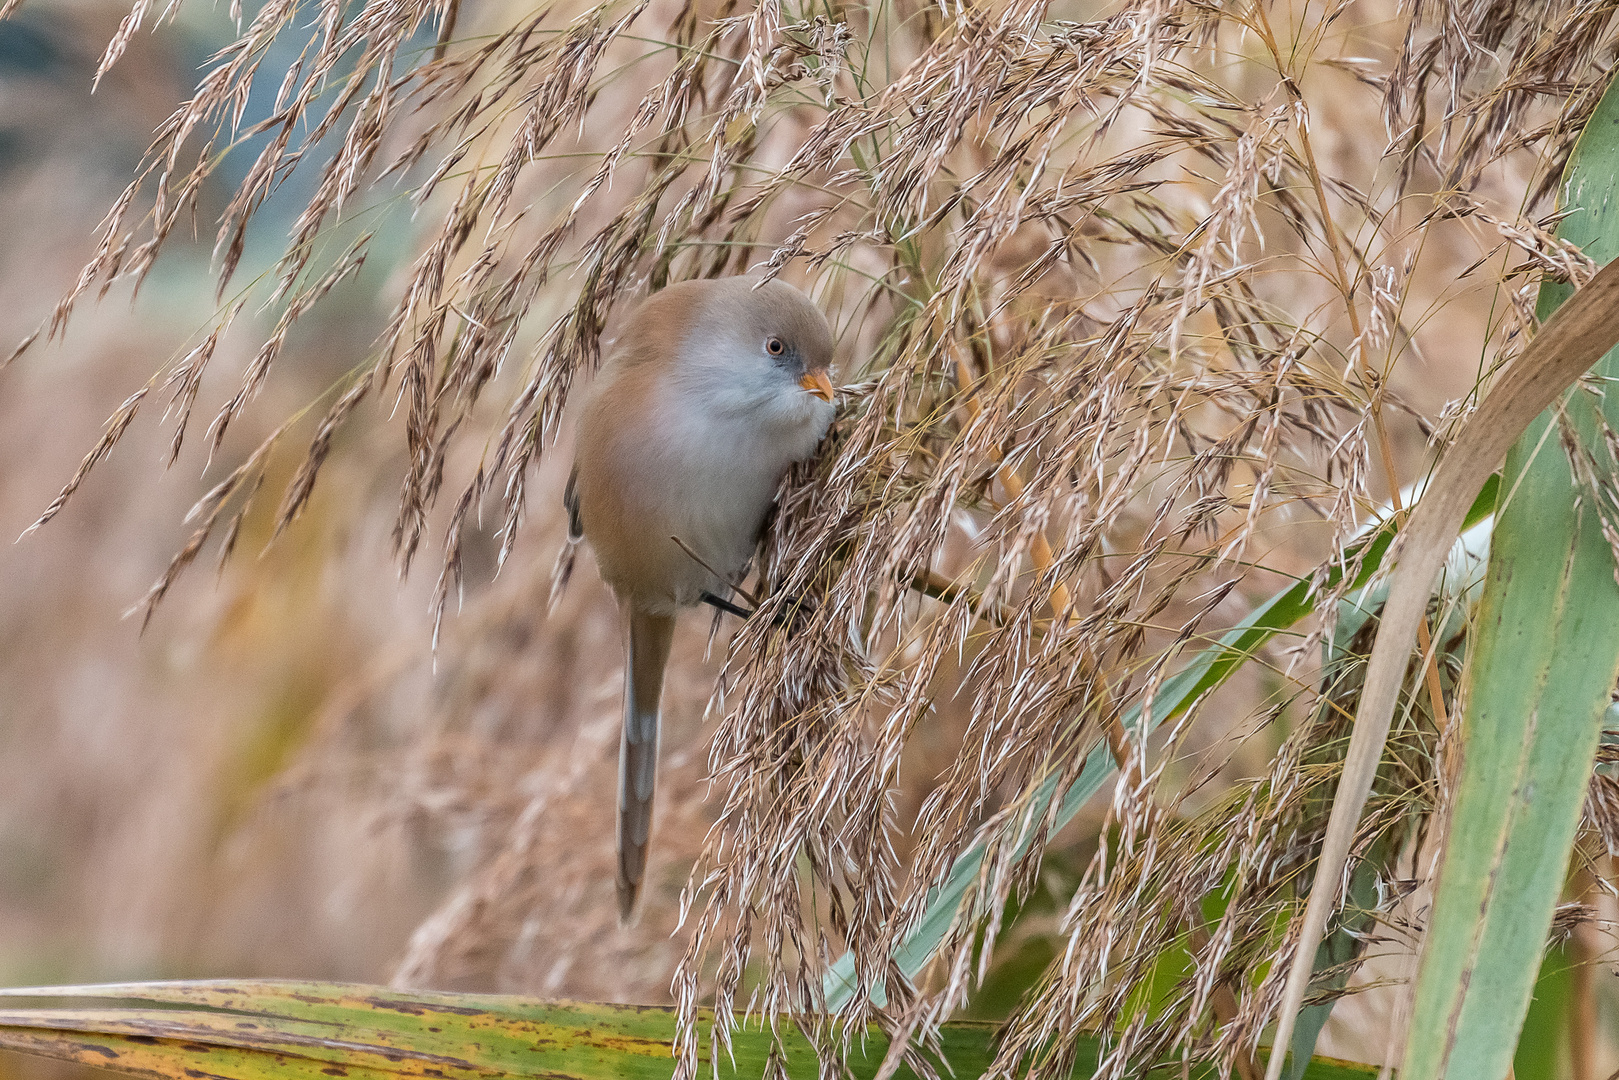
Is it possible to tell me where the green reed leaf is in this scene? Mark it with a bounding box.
[1400,70,1619,1080]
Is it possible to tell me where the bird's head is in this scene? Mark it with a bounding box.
[738,278,836,404]
[671,276,838,426]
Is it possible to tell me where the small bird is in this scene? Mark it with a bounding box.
[563,275,837,921]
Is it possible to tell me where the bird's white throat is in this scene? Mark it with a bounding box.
[668,351,834,459]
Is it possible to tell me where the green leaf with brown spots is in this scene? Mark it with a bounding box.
[0,980,1377,1080]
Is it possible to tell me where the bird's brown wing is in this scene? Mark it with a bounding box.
[617,607,675,923]
[563,466,583,541]
[548,467,585,614]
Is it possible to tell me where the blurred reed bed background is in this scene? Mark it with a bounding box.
[0,0,1613,1077]
[0,0,708,1002]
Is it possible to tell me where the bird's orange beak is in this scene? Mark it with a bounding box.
[799,368,836,403]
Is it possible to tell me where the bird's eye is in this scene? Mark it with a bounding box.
[765,336,786,357]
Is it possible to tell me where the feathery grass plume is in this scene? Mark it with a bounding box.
[20,0,1619,1074]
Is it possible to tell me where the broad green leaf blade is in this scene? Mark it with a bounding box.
[825,477,1501,1011]
[0,980,1380,1080]
[1269,236,1619,1080]
[1401,74,1619,1080]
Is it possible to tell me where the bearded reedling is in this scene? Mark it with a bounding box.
[561,276,836,921]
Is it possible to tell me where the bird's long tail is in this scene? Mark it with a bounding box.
[617,607,675,924]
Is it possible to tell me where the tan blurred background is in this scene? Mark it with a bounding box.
[0,0,721,1012]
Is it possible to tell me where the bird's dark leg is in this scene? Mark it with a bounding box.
[699,589,816,630]
[699,590,756,620]
[678,536,814,628]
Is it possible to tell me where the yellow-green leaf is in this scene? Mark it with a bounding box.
[0,980,1378,1080]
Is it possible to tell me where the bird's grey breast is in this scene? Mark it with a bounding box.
[652,401,794,570]
[658,376,827,579]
